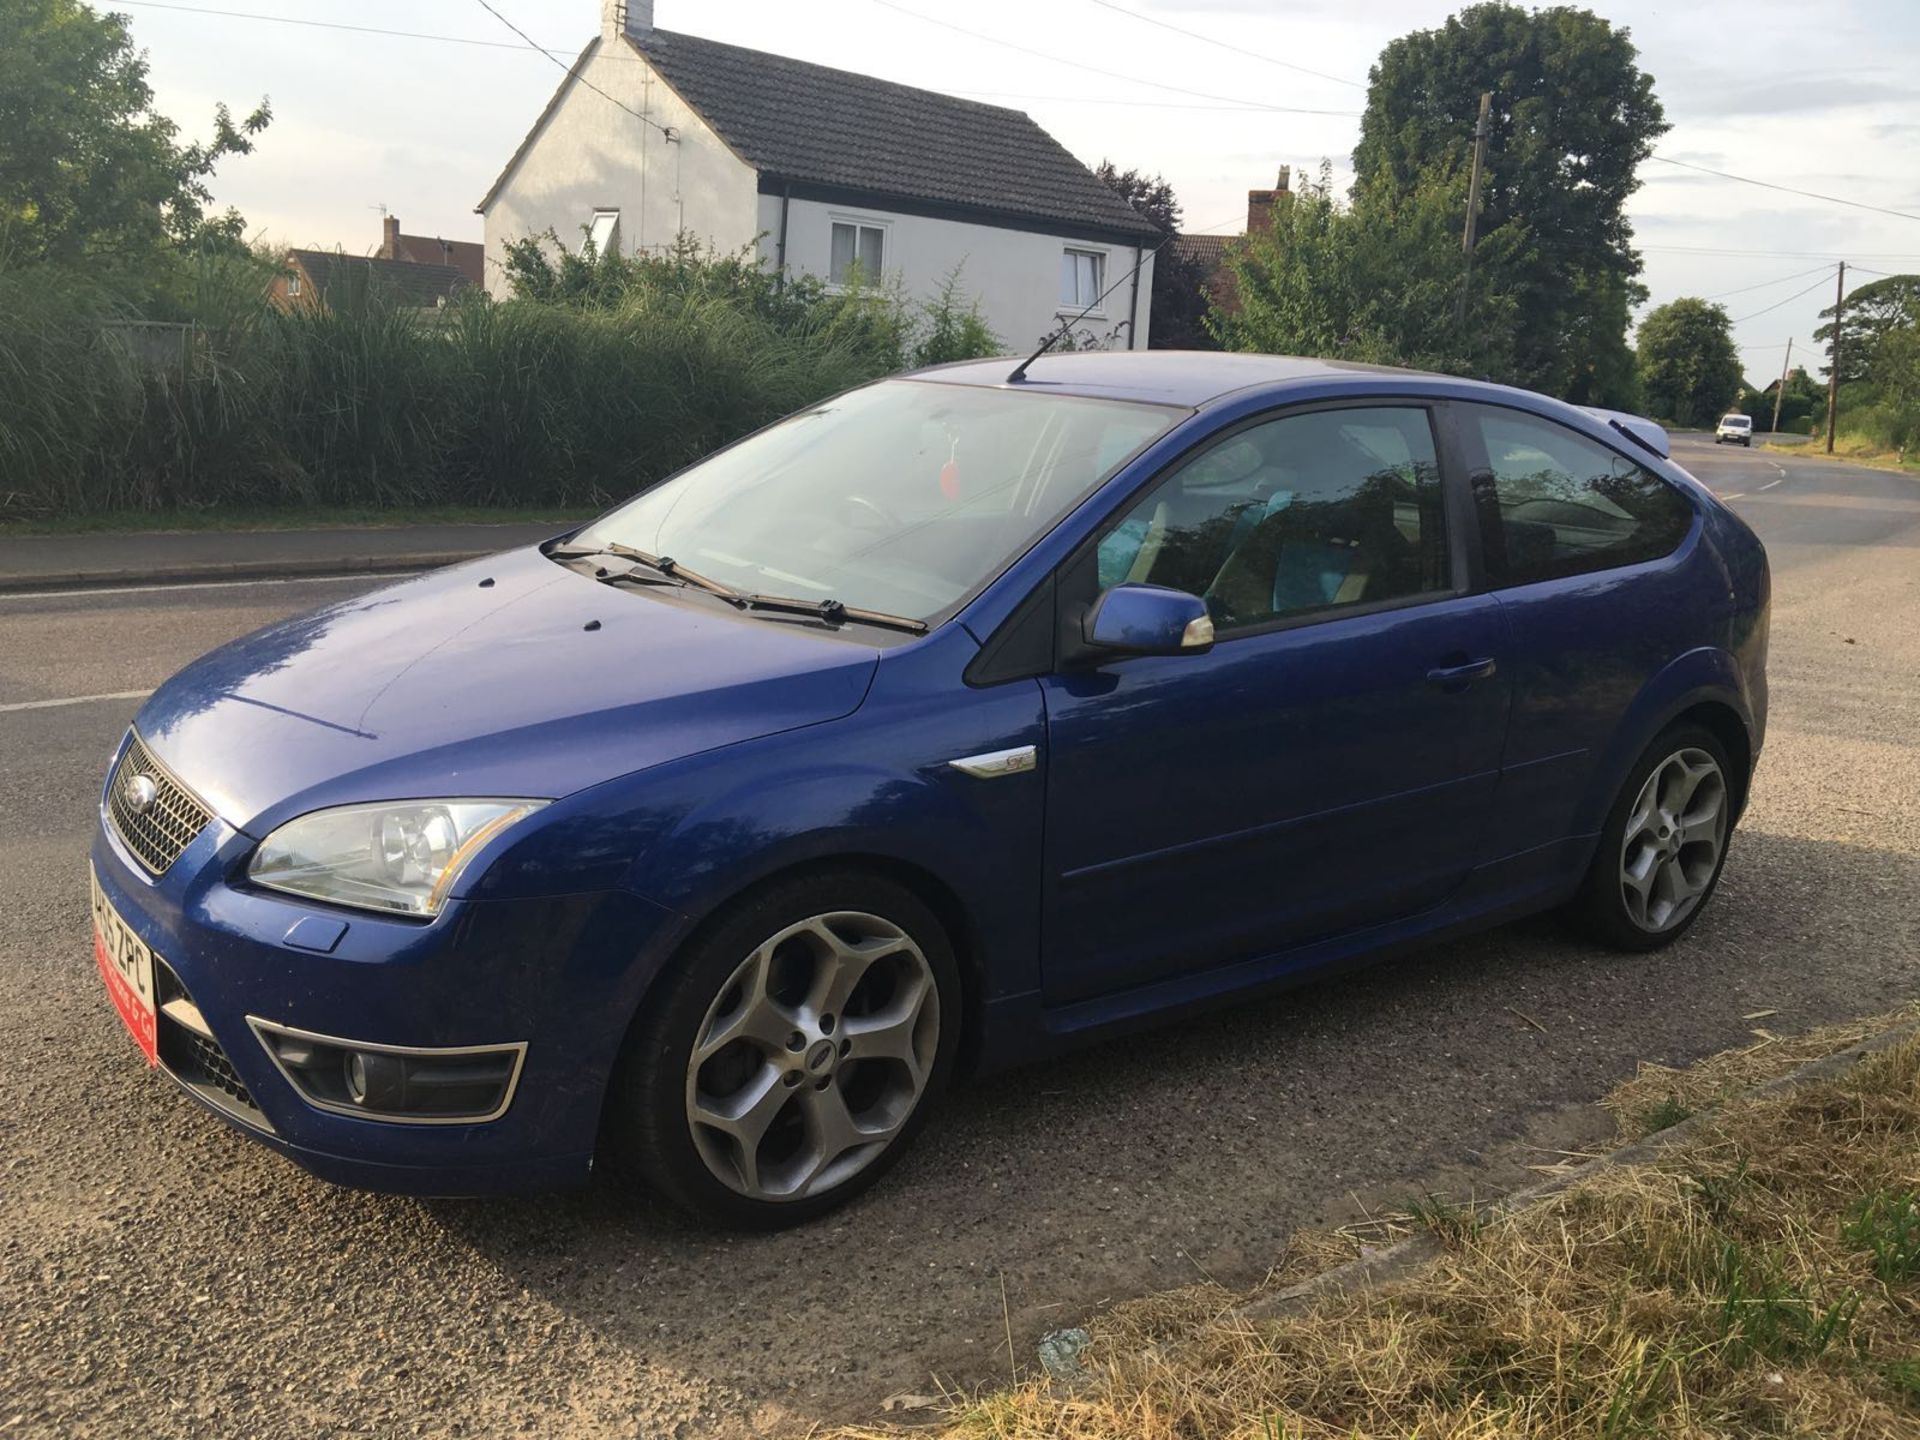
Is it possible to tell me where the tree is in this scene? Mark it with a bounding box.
[1635,298,1742,427]
[1353,3,1667,406]
[1813,273,1919,384]
[0,0,269,274]
[1207,162,1518,375]
[1095,161,1212,350]
[1870,327,1920,449]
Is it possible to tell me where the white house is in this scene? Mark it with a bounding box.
[477,1,1161,351]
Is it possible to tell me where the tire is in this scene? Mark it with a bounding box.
[1569,723,1736,952]
[601,869,961,1229]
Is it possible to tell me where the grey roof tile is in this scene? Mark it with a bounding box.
[632,28,1160,241]
[289,250,471,308]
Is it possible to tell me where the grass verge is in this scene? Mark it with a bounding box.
[0,504,596,537]
[849,1006,1920,1439]
[1764,437,1919,473]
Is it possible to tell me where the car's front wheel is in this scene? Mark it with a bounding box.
[603,870,959,1228]
[1571,724,1735,951]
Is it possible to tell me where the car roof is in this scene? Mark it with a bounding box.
[909,350,1428,407]
[904,351,1681,470]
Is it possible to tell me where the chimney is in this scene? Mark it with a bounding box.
[1245,167,1293,236]
[380,214,400,259]
[602,0,653,39]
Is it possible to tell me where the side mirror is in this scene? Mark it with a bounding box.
[1083,583,1216,658]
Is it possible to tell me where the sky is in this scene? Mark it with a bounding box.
[119,0,1920,385]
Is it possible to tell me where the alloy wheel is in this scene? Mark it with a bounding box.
[1619,747,1728,933]
[684,911,940,1201]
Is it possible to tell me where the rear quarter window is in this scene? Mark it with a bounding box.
[1463,406,1696,587]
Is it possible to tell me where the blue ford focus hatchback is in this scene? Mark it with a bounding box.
[90,353,1768,1226]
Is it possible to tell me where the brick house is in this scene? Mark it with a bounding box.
[377,216,485,289]
[1171,167,1294,319]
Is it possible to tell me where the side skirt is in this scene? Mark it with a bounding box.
[970,835,1595,1074]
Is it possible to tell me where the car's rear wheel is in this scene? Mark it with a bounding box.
[603,870,959,1228]
[1571,724,1734,951]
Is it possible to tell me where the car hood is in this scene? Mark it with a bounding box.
[135,548,881,835]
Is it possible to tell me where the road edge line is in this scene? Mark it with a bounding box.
[0,551,484,596]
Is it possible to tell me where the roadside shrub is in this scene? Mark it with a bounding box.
[0,239,1002,521]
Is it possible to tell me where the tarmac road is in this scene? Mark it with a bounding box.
[2,437,1916,1437]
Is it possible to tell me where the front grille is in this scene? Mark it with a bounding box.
[106,732,214,875]
[173,1026,255,1109]
[154,958,268,1128]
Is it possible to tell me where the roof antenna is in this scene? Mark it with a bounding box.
[1007,229,1178,384]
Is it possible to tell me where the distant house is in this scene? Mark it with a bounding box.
[377,215,485,288]
[1172,167,1294,319]
[270,248,472,313]
[477,1,1161,349]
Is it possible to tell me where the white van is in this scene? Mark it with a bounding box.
[1715,414,1754,446]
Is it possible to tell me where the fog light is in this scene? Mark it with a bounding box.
[343,1050,409,1110]
[250,1018,526,1124]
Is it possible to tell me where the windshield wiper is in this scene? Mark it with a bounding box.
[549,542,924,633]
[738,593,929,635]
[550,542,746,603]
[549,540,677,580]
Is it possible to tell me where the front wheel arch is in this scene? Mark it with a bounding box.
[628,854,983,1078]
[599,863,968,1225]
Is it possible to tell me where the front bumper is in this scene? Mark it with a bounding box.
[90,820,681,1196]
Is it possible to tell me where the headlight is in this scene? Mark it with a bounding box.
[248,799,548,917]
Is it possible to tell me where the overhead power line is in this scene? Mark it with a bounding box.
[470,0,674,139]
[948,90,1358,117]
[112,0,1920,238]
[1730,271,1838,325]
[113,0,563,51]
[866,0,1361,117]
[1079,0,1364,89]
[1649,155,1920,224]
[1703,263,1838,301]
[1641,244,1920,260]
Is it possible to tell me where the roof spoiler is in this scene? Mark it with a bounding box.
[1581,407,1670,460]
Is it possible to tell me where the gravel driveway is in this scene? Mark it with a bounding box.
[2,438,1915,1437]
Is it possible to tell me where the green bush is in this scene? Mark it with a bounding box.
[0,239,1003,521]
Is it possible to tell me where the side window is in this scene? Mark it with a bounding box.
[1464,407,1695,586]
[1096,407,1450,634]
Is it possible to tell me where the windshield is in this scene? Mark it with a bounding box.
[567,380,1181,624]
[1722,416,1751,428]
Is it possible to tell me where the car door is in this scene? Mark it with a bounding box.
[1038,402,1511,1006]
[1452,403,1704,862]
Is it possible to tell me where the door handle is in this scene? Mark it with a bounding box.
[1426,656,1497,688]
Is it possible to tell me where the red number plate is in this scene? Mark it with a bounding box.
[90,866,158,1066]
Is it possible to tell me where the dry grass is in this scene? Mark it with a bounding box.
[843,1014,1920,1440]
[1605,1005,1920,1142]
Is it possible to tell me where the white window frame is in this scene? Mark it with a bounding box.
[1060,247,1108,315]
[286,272,302,298]
[828,216,890,289]
[586,209,621,258]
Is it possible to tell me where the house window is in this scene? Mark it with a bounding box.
[286,273,302,298]
[1061,248,1106,309]
[830,221,886,285]
[586,209,620,257]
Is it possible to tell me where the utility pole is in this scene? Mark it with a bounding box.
[1771,338,1792,436]
[1825,261,1845,454]
[1456,91,1492,326]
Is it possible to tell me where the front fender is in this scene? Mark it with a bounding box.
[1573,646,1755,836]
[588,649,1050,1006]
